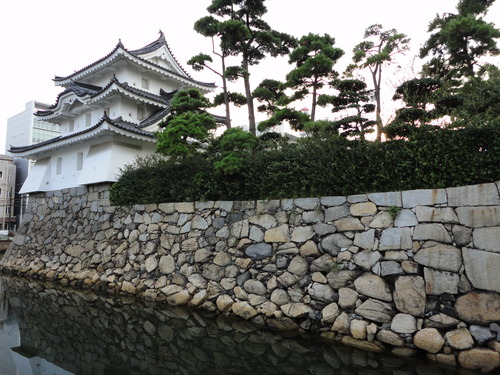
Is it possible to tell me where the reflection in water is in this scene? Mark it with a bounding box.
[0,276,476,375]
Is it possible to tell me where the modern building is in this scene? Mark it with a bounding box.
[0,155,16,231]
[9,32,215,194]
[6,101,61,226]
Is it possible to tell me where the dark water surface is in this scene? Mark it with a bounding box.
[0,276,480,375]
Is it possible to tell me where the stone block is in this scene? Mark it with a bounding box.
[447,182,500,207]
[352,250,382,271]
[456,206,500,227]
[294,197,320,210]
[334,217,364,231]
[355,299,395,323]
[424,268,459,295]
[413,224,452,243]
[394,209,418,227]
[402,188,447,208]
[302,210,324,223]
[325,205,350,222]
[415,206,459,223]
[391,313,417,333]
[320,196,347,207]
[248,214,277,229]
[380,261,404,277]
[453,225,473,247]
[350,202,377,216]
[287,255,309,276]
[321,233,352,256]
[354,272,392,302]
[353,229,375,250]
[413,328,445,353]
[393,275,426,317]
[379,227,412,250]
[369,211,393,229]
[245,243,272,260]
[338,287,359,309]
[367,191,402,207]
[458,348,500,373]
[291,226,314,242]
[463,248,500,292]
[455,292,500,324]
[264,225,290,243]
[473,227,500,253]
[414,244,462,272]
[445,328,474,350]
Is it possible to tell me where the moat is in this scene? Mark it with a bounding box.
[0,276,487,375]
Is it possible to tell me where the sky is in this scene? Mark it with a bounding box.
[0,0,498,153]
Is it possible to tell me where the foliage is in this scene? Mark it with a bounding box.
[155,89,217,158]
[214,127,258,174]
[112,125,500,205]
[318,78,376,139]
[420,0,499,80]
[200,0,297,134]
[285,33,344,121]
[347,24,410,141]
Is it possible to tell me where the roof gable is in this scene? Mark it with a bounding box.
[53,32,215,91]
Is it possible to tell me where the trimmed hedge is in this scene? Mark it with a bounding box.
[110,125,500,205]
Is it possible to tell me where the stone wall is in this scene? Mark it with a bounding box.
[0,182,499,372]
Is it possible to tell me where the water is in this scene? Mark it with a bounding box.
[0,276,480,375]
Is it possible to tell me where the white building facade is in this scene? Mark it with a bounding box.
[0,156,16,231]
[10,32,215,194]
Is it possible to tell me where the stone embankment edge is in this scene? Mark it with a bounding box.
[0,182,499,372]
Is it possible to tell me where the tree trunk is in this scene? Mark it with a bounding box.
[242,53,256,134]
[372,66,383,142]
[221,55,231,129]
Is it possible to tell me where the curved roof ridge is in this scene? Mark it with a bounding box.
[92,75,170,104]
[10,112,154,154]
[53,40,125,83]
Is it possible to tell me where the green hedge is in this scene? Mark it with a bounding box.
[110,125,500,205]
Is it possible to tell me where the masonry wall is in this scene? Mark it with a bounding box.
[0,182,499,372]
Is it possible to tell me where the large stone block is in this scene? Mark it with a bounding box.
[354,272,392,302]
[402,188,447,208]
[393,275,426,317]
[248,214,277,229]
[355,299,395,323]
[473,227,500,253]
[447,182,500,207]
[413,328,445,353]
[413,224,452,243]
[353,229,375,250]
[423,267,459,295]
[462,248,500,293]
[379,228,412,250]
[414,245,462,272]
[415,206,459,223]
[394,209,418,227]
[367,191,402,207]
[264,225,290,243]
[455,292,500,324]
[350,202,377,216]
[456,206,500,228]
[334,217,364,231]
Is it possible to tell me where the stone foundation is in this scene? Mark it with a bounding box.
[1,182,499,372]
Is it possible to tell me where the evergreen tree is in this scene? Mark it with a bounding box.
[285,33,344,122]
[200,0,296,135]
[347,24,410,141]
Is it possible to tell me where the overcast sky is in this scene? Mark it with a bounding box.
[1,0,498,153]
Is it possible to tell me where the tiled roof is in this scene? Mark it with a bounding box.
[38,76,170,115]
[10,113,154,154]
[53,32,216,89]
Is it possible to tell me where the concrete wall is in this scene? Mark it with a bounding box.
[0,182,499,372]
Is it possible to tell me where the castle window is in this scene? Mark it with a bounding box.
[69,120,75,132]
[86,113,92,127]
[137,107,145,121]
[141,78,149,90]
[77,152,84,171]
[56,157,62,175]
